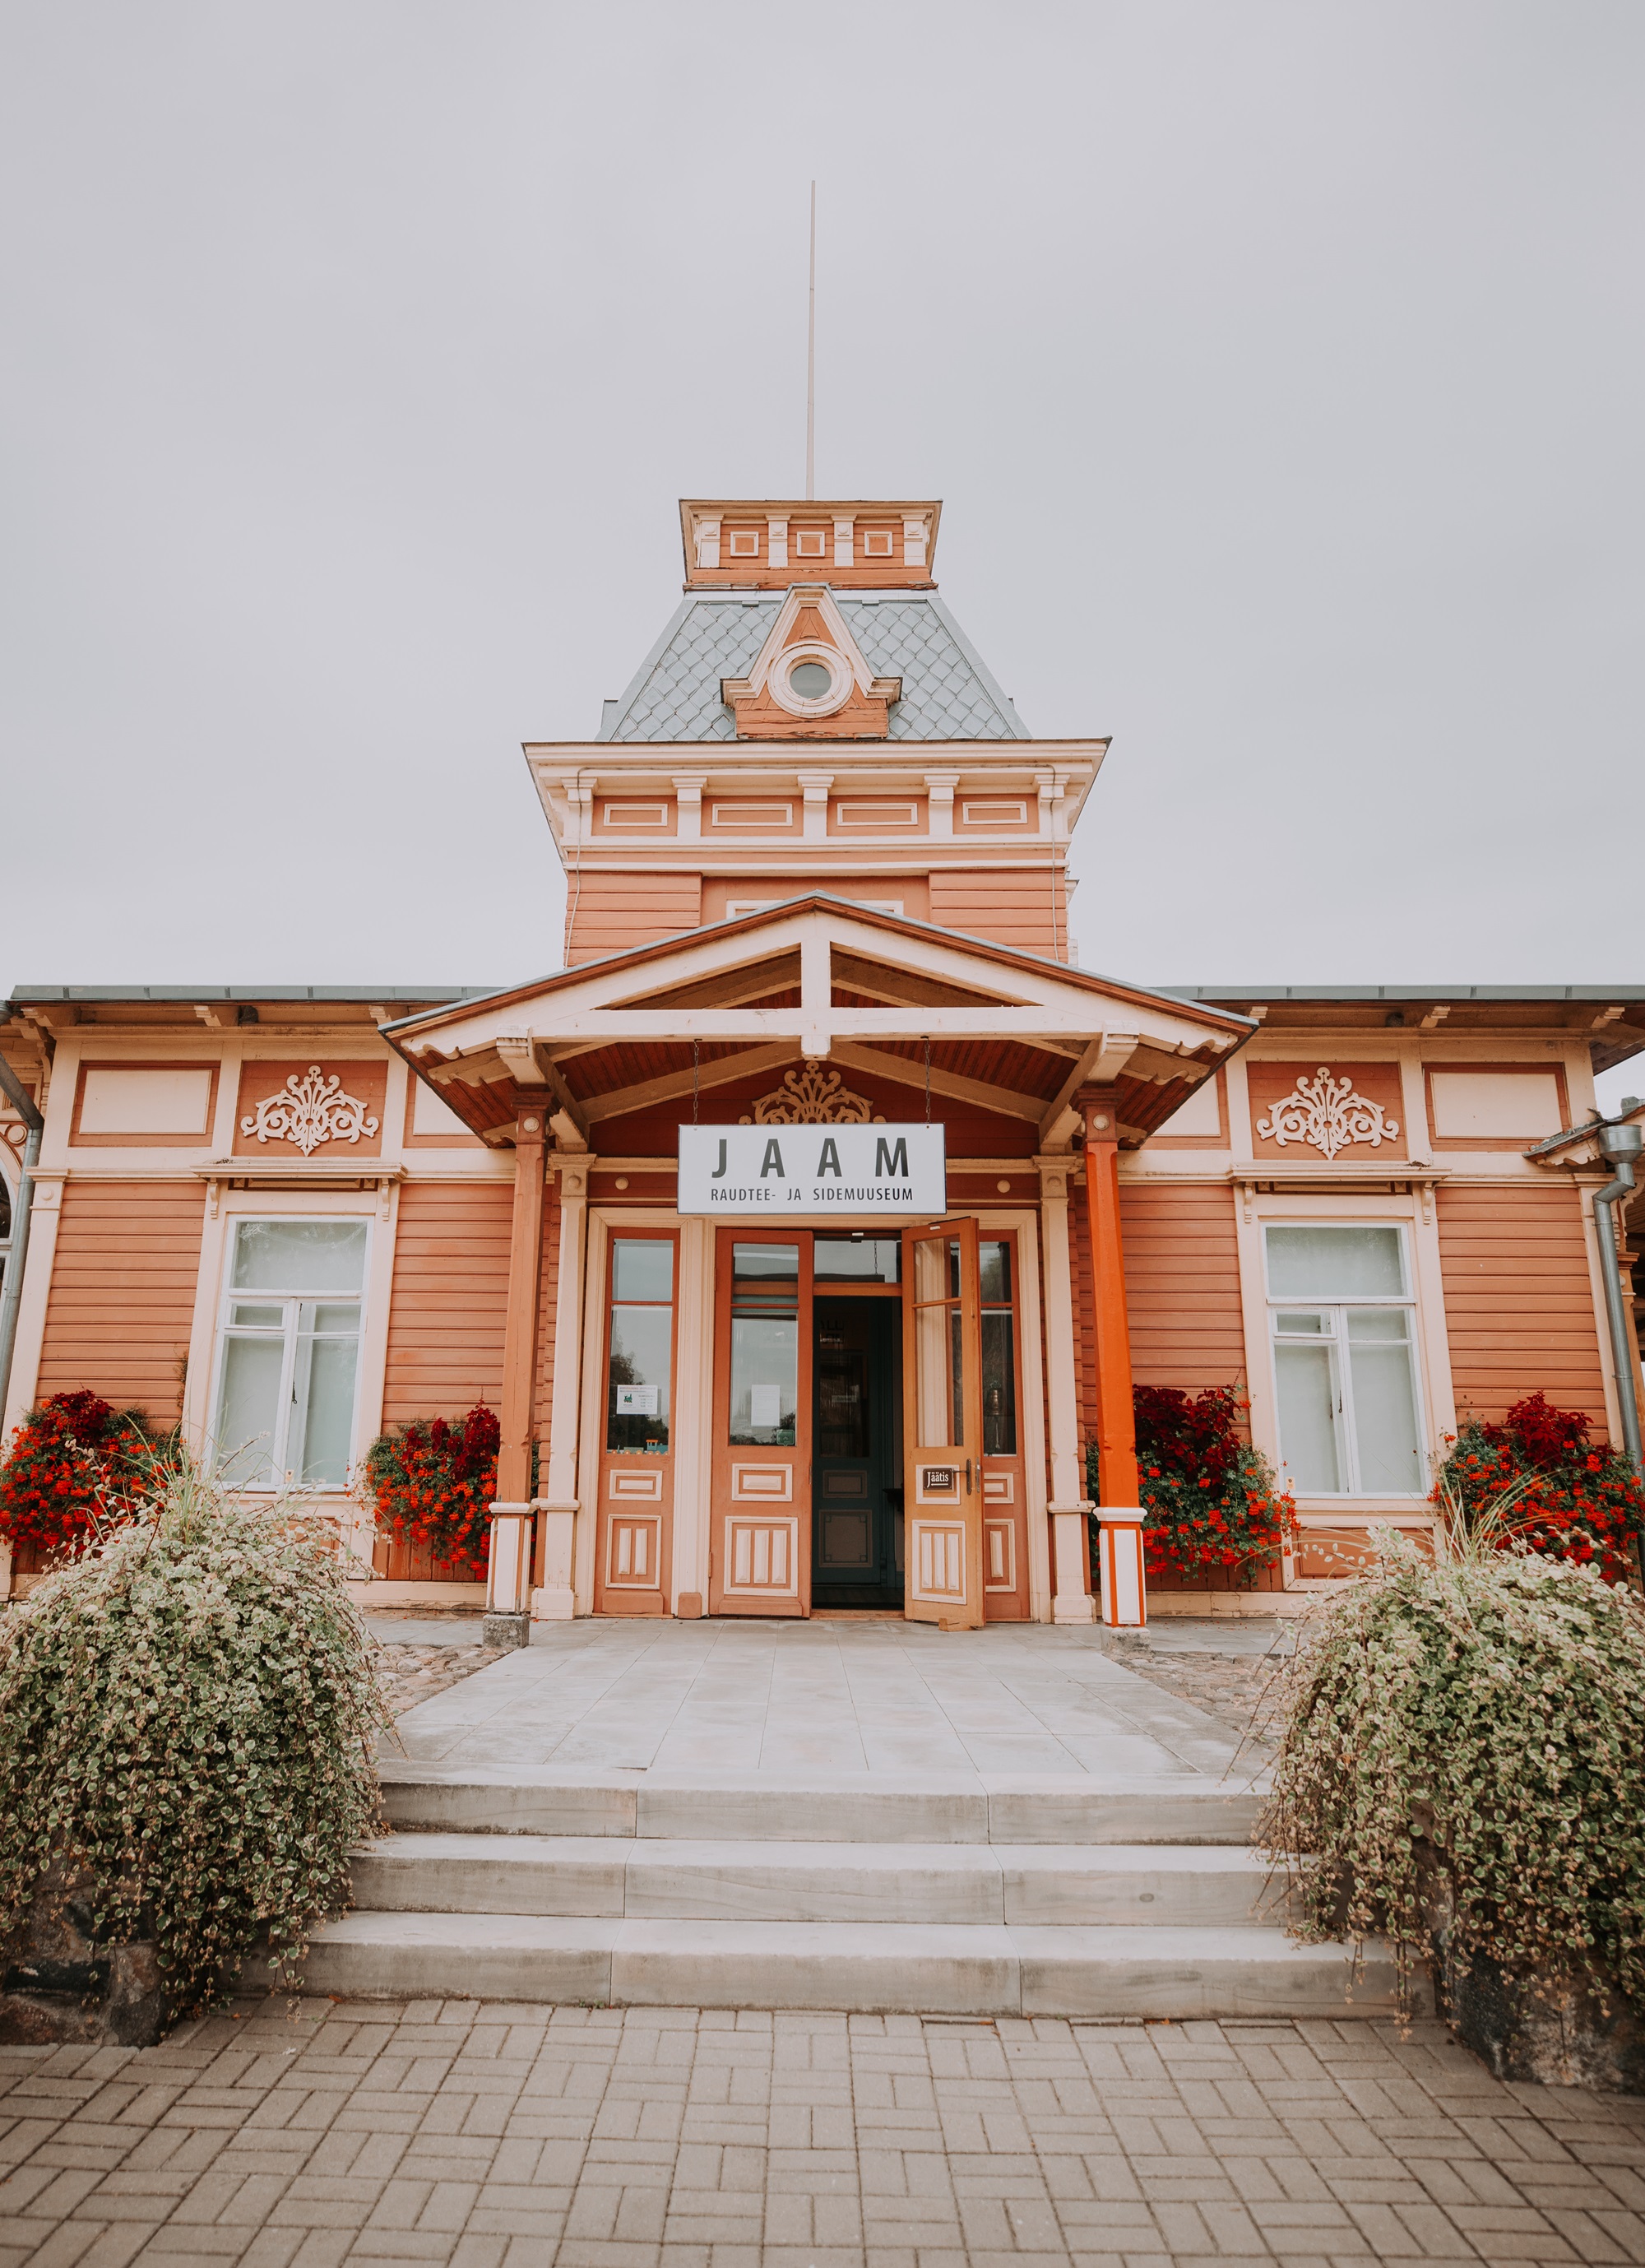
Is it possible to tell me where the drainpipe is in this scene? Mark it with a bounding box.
[1592,1117,1644,1582]
[0,1014,46,1432]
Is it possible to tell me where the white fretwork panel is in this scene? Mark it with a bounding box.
[911,1521,966,1603]
[731,1463,793,1501]
[606,1514,662,1588]
[984,1519,1017,1592]
[608,1468,664,1500]
[725,1516,799,1596]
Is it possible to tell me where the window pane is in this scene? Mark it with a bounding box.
[215,1333,285,1486]
[1275,1340,1341,1490]
[608,1305,674,1450]
[1275,1310,1329,1335]
[813,1236,900,1283]
[733,1242,799,1287]
[232,1219,367,1292]
[230,1302,284,1329]
[1349,1339,1423,1492]
[1266,1226,1405,1299]
[1346,1308,1410,1343]
[979,1241,1012,1305]
[309,1301,360,1334]
[730,1315,797,1444]
[981,1310,1016,1454]
[291,1332,359,1486]
[612,1239,673,1301]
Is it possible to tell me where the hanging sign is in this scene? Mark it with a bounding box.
[677,1124,946,1215]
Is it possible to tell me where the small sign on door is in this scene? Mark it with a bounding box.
[614,1384,660,1416]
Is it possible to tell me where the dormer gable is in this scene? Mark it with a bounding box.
[720,585,902,740]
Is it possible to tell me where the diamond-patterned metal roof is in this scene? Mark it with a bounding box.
[602,594,1028,743]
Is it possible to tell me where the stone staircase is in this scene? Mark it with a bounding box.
[297,1759,1401,2019]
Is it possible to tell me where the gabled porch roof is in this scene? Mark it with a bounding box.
[380,898,1256,1156]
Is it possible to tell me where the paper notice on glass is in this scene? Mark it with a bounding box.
[614,1384,660,1416]
[749,1383,783,1429]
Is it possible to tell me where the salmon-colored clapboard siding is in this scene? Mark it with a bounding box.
[928,870,1064,961]
[565,872,702,965]
[1071,1173,1278,1592]
[376,1176,514,1582]
[1437,1181,1610,1433]
[1120,1182,1247,1396]
[381,1180,513,1425]
[35,1178,205,1422]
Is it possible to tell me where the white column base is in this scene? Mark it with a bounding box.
[1050,1503,1096,1624]
[1096,1511,1148,1628]
[485,1503,535,1616]
[531,1502,578,1621]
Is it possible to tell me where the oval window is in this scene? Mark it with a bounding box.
[787,661,834,699]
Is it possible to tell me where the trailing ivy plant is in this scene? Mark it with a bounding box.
[0,1456,388,2022]
[1258,1508,1645,2016]
[1087,1384,1294,1584]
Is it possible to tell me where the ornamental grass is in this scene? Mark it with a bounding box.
[1259,1504,1645,2018]
[0,1456,389,2022]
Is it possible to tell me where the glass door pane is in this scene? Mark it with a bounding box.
[216,1331,285,1486]
[902,1218,984,1628]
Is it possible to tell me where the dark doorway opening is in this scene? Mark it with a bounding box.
[810,1296,903,1608]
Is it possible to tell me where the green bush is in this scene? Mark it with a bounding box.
[0,1459,389,2021]
[1259,1523,1645,2015]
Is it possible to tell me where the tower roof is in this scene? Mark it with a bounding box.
[599,591,1027,743]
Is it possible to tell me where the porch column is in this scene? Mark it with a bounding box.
[533,1153,589,1621]
[486,1111,546,1647]
[1036,1153,1096,1625]
[1080,1087,1147,1627]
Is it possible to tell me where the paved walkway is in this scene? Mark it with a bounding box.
[385,1622,1257,1785]
[5,1999,1644,2267]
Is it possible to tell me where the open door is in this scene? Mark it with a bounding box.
[901,1217,985,1628]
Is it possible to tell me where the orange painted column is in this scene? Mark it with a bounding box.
[488,1111,546,1633]
[1081,1089,1147,1626]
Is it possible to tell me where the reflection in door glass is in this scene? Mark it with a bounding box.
[730,1243,799,1445]
[607,1238,674,1451]
[911,1237,961,1447]
[980,1242,1017,1455]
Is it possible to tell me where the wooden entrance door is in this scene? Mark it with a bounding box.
[708,1230,812,1616]
[901,1217,985,1628]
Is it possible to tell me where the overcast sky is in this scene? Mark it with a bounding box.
[2,3,1641,1093]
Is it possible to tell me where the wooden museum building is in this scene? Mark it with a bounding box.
[2,497,1642,1628]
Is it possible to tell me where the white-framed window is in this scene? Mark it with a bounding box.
[211,1218,368,1488]
[1265,1224,1424,1495]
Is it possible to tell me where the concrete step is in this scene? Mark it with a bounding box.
[379,1765,1263,1846]
[297,1912,1397,2020]
[351,1834,1287,1928]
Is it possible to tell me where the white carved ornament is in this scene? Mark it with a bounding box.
[1256,1067,1398,1162]
[740,1062,885,1126]
[240,1065,380,1157]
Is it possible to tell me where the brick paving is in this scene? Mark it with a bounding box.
[3,2000,1643,2267]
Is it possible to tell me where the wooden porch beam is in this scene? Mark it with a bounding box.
[580,1043,798,1125]
[828,1041,1045,1124]
[1039,1035,1142,1146]
[531,1009,1106,1045]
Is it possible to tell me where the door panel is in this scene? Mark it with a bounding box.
[594,1231,679,1617]
[979,1231,1030,1621]
[709,1231,811,1616]
[901,1217,984,1627]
